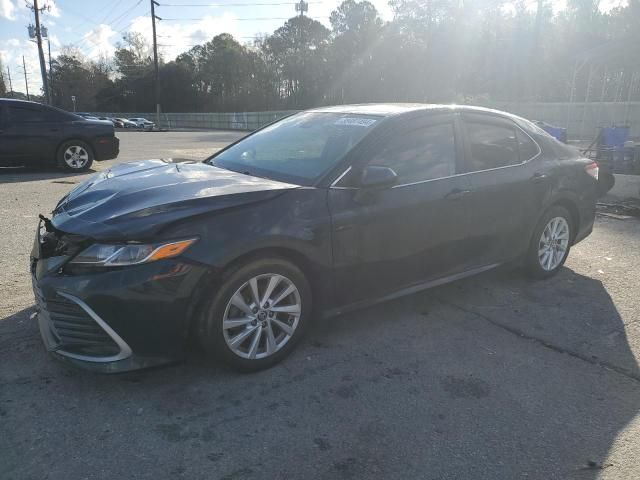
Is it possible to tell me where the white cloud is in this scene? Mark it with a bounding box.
[51,13,243,64]
[128,12,242,61]
[82,24,118,59]
[0,38,45,95]
[0,0,16,20]
[49,33,61,48]
[46,0,61,18]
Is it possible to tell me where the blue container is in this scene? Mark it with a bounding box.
[600,127,629,148]
[543,126,568,143]
[533,121,567,143]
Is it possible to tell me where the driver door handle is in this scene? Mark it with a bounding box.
[531,172,548,183]
[445,188,471,201]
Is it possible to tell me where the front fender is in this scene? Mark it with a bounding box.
[173,188,333,272]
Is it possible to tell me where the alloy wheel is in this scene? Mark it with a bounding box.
[222,273,301,360]
[538,216,570,271]
[63,145,89,169]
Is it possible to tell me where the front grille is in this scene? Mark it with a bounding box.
[33,281,120,358]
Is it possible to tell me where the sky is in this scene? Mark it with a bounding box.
[0,0,628,95]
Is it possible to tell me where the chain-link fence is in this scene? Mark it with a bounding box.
[96,111,296,131]
[96,102,640,141]
[487,101,640,141]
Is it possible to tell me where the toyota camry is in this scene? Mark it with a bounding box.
[30,104,599,372]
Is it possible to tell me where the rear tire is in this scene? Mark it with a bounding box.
[198,257,312,372]
[525,205,573,279]
[56,140,94,172]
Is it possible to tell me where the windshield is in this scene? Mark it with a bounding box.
[209,112,380,185]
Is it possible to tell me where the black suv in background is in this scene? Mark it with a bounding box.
[0,99,119,172]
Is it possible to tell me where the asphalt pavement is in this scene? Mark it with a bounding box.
[1,131,639,479]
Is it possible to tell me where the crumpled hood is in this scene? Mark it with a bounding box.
[51,159,299,240]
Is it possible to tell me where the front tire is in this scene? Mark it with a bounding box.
[525,205,573,279]
[198,258,312,372]
[56,140,94,172]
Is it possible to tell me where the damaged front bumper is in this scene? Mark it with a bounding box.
[30,220,210,373]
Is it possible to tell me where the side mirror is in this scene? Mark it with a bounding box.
[358,166,398,189]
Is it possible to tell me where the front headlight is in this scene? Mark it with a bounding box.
[69,238,197,267]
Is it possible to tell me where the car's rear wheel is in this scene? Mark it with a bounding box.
[526,205,573,279]
[56,140,94,172]
[199,257,312,371]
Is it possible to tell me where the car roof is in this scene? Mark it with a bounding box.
[306,103,525,121]
[0,98,45,106]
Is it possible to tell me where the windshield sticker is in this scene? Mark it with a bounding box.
[334,117,378,127]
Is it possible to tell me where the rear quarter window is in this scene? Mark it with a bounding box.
[516,129,540,161]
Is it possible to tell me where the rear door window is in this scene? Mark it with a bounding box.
[9,105,48,123]
[464,121,519,172]
[8,105,69,123]
[368,122,457,184]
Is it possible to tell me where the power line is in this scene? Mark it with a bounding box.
[98,0,127,25]
[160,1,322,5]
[158,35,265,39]
[109,0,146,30]
[160,15,328,20]
[63,0,145,54]
[66,9,151,62]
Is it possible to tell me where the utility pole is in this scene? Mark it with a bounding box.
[6,67,13,97]
[22,56,30,101]
[150,0,161,126]
[47,35,53,104]
[26,0,50,104]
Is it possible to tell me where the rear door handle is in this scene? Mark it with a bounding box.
[445,188,471,201]
[531,172,548,183]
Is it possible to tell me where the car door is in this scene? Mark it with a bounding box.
[0,103,17,165]
[460,112,542,266]
[328,113,476,307]
[4,103,65,165]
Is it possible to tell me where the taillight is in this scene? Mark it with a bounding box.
[585,162,599,180]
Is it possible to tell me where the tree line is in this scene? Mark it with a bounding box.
[3,0,640,113]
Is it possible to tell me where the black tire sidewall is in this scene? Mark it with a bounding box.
[199,257,312,372]
[57,140,94,172]
[526,205,573,279]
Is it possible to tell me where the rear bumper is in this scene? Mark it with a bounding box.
[573,215,594,244]
[93,136,119,161]
[32,256,211,373]
[573,193,597,245]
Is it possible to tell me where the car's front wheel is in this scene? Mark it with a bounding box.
[199,257,312,371]
[526,205,573,279]
[56,140,94,172]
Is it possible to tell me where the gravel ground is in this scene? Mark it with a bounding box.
[1,131,639,480]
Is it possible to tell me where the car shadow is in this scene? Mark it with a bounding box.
[0,266,638,479]
[0,166,97,184]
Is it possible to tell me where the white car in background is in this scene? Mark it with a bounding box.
[128,117,156,130]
